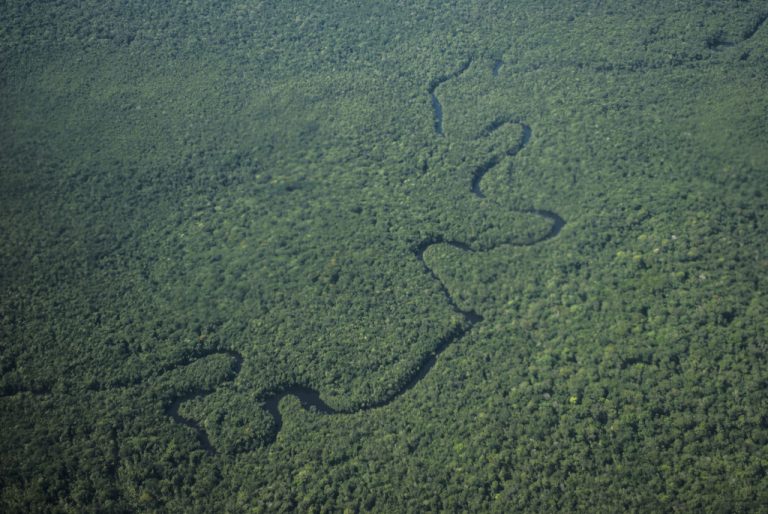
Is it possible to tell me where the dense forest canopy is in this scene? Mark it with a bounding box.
[1,1,767,512]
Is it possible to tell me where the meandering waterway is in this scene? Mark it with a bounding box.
[166,58,565,453]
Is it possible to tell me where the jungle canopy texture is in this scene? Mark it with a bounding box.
[1,1,767,512]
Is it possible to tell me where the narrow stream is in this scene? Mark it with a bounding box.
[427,59,471,135]
[166,58,566,453]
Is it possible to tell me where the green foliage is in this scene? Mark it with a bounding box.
[2,0,767,512]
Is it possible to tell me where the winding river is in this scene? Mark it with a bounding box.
[166,58,565,454]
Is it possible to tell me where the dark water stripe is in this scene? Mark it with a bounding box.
[167,394,217,453]
[431,93,444,135]
[164,351,242,455]
[429,59,472,135]
[166,61,566,454]
[492,59,503,76]
[527,209,566,241]
[471,122,531,198]
[743,13,768,41]
[166,211,563,453]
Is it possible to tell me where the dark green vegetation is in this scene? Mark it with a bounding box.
[2,0,767,511]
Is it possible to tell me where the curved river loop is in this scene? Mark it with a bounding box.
[166,58,566,454]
